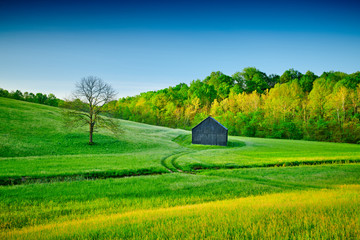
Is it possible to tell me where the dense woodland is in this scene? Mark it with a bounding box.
[2,68,360,143]
[0,88,60,107]
[114,68,360,144]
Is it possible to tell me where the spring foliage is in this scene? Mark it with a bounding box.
[114,68,360,143]
[2,68,360,143]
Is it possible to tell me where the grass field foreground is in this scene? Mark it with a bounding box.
[1,164,359,231]
[3,185,359,239]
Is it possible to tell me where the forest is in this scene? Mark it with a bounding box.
[2,68,360,143]
[0,88,60,107]
[114,68,360,143]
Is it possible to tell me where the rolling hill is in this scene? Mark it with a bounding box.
[0,97,359,239]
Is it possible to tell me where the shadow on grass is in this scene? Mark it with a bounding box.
[0,167,169,186]
[185,159,360,172]
[172,134,246,149]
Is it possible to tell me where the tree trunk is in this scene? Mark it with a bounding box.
[89,122,94,145]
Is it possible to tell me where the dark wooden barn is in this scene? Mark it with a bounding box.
[192,116,228,146]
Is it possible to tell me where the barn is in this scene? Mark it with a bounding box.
[192,116,228,146]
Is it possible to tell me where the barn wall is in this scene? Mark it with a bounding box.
[192,132,227,146]
[192,117,228,146]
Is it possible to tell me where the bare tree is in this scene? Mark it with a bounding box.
[64,76,119,144]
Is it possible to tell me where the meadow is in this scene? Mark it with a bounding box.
[0,97,360,239]
[3,186,359,239]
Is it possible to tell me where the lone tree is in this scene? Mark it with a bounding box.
[64,76,119,144]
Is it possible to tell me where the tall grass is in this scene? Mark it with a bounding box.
[1,164,359,230]
[3,185,359,239]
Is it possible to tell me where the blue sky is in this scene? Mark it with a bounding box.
[0,0,359,99]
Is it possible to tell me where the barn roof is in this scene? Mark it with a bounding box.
[192,116,228,131]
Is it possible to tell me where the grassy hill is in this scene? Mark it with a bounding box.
[0,97,190,183]
[0,97,359,239]
[0,97,186,157]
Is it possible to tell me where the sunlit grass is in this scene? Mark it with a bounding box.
[1,97,360,239]
[0,97,186,158]
[3,185,359,239]
[0,97,187,180]
[176,135,360,171]
[1,164,359,230]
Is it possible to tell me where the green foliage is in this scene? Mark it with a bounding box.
[233,67,270,93]
[116,68,360,143]
[0,88,60,106]
[189,79,217,107]
[299,70,318,92]
[204,71,234,99]
[280,68,303,83]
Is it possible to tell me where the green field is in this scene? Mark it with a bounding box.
[1,97,360,239]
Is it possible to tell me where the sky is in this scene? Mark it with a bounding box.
[0,0,360,99]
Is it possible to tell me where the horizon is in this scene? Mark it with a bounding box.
[1,0,360,99]
[1,67,359,100]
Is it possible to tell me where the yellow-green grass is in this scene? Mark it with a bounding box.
[1,97,360,238]
[2,185,359,240]
[176,135,360,171]
[1,164,359,230]
[0,173,275,230]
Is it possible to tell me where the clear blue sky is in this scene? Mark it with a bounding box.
[1,0,359,99]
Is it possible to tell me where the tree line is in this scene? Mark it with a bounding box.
[113,68,360,143]
[2,68,360,144]
[0,88,61,107]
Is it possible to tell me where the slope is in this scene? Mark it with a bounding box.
[0,97,188,182]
